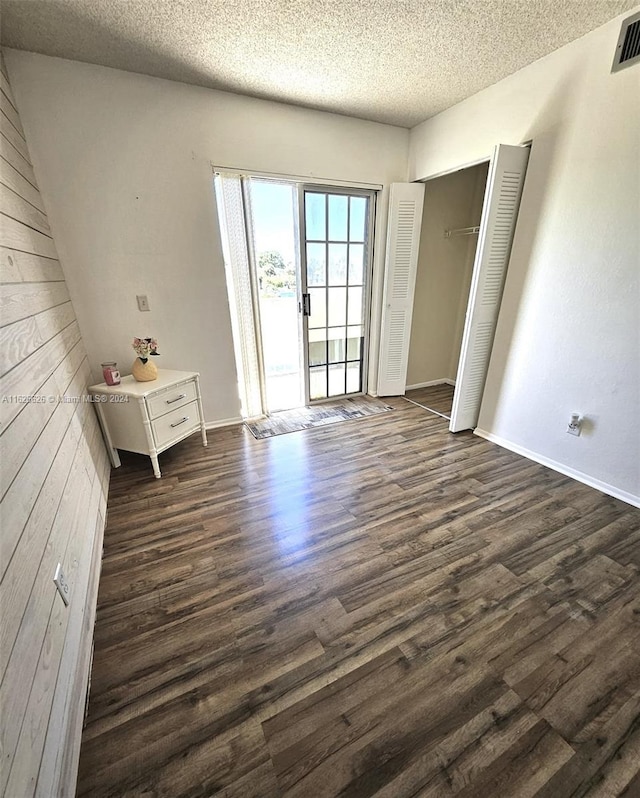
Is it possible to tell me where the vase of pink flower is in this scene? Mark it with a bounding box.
[131,337,160,382]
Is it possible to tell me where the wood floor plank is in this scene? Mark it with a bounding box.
[446,719,574,798]
[534,691,640,798]
[405,384,454,417]
[77,402,640,797]
[270,664,508,797]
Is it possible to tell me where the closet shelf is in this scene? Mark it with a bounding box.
[444,225,480,238]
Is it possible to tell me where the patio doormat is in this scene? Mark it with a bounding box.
[245,396,393,439]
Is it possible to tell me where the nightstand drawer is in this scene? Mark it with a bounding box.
[152,401,200,449]
[147,379,198,419]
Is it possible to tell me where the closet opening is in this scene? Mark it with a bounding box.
[377,144,529,432]
[405,162,489,420]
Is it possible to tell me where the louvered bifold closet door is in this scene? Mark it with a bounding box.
[449,144,530,432]
[377,183,425,395]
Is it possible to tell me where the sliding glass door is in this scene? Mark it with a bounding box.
[215,173,375,417]
[301,187,375,401]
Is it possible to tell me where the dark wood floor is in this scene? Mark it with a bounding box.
[77,397,640,798]
[406,384,455,419]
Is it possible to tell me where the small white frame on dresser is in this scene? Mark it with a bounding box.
[88,369,208,478]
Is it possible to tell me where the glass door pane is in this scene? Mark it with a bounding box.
[301,189,373,402]
[249,179,304,412]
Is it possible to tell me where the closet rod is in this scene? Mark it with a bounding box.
[444,225,480,238]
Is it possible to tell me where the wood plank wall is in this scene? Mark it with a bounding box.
[0,52,111,797]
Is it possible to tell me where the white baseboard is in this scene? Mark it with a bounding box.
[406,379,456,390]
[474,428,640,509]
[205,416,243,430]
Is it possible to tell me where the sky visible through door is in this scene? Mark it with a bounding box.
[249,179,303,412]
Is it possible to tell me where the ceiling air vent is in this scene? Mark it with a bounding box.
[612,10,640,72]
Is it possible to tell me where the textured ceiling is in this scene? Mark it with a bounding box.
[1,0,636,127]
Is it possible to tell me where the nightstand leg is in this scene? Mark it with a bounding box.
[150,454,161,479]
[195,375,208,447]
[138,396,162,478]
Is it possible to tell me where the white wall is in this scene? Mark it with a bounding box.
[4,51,409,423]
[407,163,487,386]
[409,11,640,504]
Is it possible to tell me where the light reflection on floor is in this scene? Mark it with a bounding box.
[265,431,312,557]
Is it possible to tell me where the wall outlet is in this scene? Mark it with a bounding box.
[567,413,581,436]
[53,562,70,606]
[136,294,150,311]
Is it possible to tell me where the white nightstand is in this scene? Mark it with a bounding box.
[89,369,208,478]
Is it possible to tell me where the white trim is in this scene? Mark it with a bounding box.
[474,428,640,509]
[413,140,530,184]
[416,156,491,184]
[205,416,244,430]
[212,164,382,191]
[406,379,456,390]
[403,396,450,421]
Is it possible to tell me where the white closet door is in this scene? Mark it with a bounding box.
[377,182,425,396]
[450,144,530,432]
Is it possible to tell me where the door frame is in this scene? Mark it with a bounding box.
[415,145,530,430]
[414,158,490,416]
[297,183,377,404]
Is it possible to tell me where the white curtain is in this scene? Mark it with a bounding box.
[214,173,264,419]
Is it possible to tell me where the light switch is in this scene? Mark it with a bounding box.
[137,294,150,311]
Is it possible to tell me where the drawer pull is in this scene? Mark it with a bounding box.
[170,416,189,428]
[166,393,187,404]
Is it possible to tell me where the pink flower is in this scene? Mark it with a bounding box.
[132,337,160,357]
